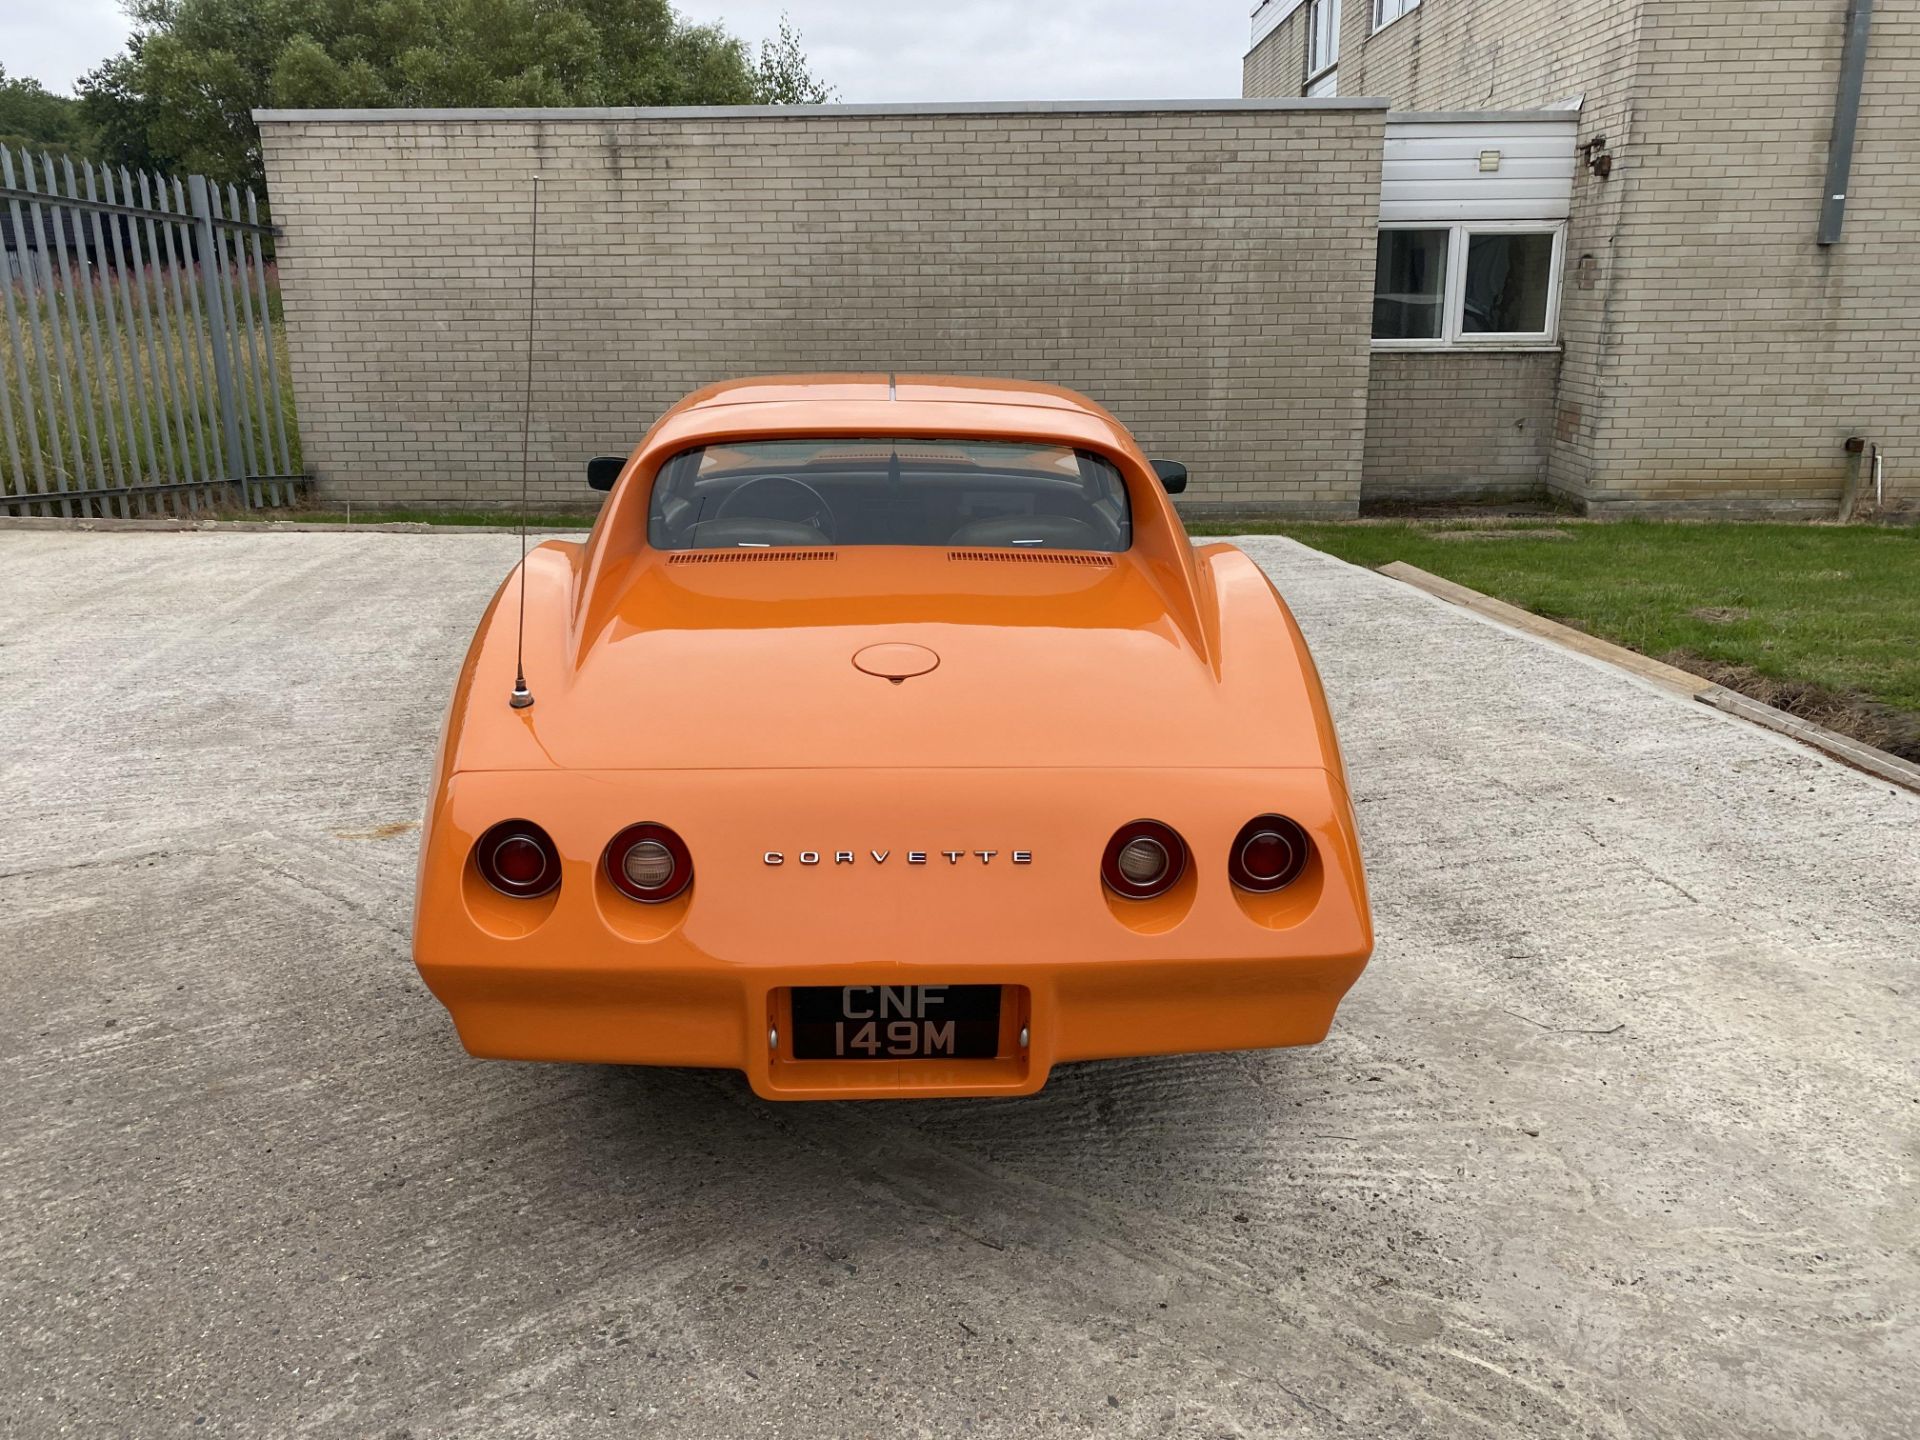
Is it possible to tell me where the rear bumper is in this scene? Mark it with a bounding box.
[421,950,1366,1100]
[412,765,1373,1100]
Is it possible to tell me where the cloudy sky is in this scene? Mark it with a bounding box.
[3,1,1256,100]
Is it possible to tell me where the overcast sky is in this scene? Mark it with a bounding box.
[3,1,1254,101]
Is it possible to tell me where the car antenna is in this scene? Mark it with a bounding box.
[509,173,542,711]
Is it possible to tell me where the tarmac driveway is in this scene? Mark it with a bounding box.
[1,529,1914,1438]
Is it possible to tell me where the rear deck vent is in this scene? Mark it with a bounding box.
[667,550,838,564]
[947,549,1114,567]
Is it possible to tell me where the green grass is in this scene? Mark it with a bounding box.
[1192,518,1920,720]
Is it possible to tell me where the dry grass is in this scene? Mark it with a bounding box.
[1663,651,1920,762]
[1,265,300,515]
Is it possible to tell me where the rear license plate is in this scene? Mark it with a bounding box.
[790,985,1001,1060]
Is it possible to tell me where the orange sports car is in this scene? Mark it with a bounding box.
[411,375,1372,1099]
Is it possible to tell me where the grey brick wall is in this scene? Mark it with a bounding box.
[257,103,1386,518]
[1248,0,1920,516]
[1364,351,1559,501]
[1585,0,1920,514]
[1248,0,1640,508]
[1244,11,1307,99]
[1336,0,1641,507]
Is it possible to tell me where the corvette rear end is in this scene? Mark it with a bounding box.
[411,375,1372,1100]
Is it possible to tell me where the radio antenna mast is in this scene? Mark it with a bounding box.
[509,173,542,711]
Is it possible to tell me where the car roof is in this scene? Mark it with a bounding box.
[674,373,1121,423]
[636,374,1143,468]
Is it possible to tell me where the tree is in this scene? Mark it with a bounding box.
[0,65,94,160]
[78,0,834,191]
[755,15,837,105]
[75,55,165,175]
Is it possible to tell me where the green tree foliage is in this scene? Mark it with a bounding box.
[754,16,836,105]
[0,65,94,160]
[78,0,833,190]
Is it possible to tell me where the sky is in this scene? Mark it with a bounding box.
[1,1,1254,102]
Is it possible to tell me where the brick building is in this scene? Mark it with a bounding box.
[1247,0,1916,514]
[258,7,1912,518]
[256,103,1387,517]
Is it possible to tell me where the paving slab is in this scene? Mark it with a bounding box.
[1,530,1914,1439]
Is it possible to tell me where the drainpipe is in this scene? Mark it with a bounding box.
[1819,0,1874,245]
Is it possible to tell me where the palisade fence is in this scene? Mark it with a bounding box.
[1,146,306,517]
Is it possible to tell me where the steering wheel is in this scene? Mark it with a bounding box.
[714,475,837,540]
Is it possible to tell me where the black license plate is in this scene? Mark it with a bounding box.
[790,985,1001,1060]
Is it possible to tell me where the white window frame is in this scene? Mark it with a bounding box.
[1373,0,1420,35]
[1307,0,1341,91]
[1372,220,1566,351]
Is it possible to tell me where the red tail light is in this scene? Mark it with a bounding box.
[1101,819,1187,900]
[474,820,561,898]
[1229,815,1310,893]
[606,822,694,903]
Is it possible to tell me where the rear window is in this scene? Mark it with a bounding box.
[646,438,1131,551]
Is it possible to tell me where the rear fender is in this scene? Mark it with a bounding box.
[413,540,582,933]
[1197,544,1353,794]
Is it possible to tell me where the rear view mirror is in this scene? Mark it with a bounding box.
[1151,459,1188,495]
[587,455,626,491]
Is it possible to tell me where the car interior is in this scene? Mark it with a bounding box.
[644,439,1133,551]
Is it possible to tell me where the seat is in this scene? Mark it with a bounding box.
[947,514,1107,549]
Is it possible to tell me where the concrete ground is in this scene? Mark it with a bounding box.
[1,530,1914,1439]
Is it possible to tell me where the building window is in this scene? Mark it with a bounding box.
[1373,223,1564,347]
[1307,0,1341,95]
[1373,0,1419,32]
[1461,231,1556,335]
[1373,229,1448,340]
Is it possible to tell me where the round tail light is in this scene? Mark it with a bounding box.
[474,819,561,898]
[1101,820,1187,900]
[605,822,693,903]
[1229,815,1310,893]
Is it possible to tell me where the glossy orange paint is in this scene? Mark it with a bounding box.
[411,375,1373,1099]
